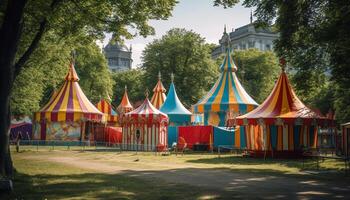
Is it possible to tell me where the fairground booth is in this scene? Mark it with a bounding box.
[150,72,167,109]
[231,61,334,158]
[121,94,169,151]
[160,74,192,146]
[95,99,122,145]
[192,46,258,126]
[33,61,104,141]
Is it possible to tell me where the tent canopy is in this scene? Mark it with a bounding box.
[151,72,166,109]
[34,61,103,122]
[192,48,258,114]
[117,86,133,114]
[96,99,118,122]
[123,97,168,124]
[161,82,191,115]
[235,69,329,125]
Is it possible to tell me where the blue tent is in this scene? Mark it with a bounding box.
[160,79,192,126]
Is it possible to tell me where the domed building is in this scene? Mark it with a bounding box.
[103,41,132,72]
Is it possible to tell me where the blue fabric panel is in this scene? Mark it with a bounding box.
[240,126,246,148]
[239,104,247,114]
[213,126,234,148]
[168,114,191,125]
[218,111,226,127]
[293,125,301,149]
[168,126,178,147]
[220,73,230,111]
[204,113,209,125]
[270,125,277,150]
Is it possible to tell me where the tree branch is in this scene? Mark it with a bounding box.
[14,19,47,77]
[14,0,61,77]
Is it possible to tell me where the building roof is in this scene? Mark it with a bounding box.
[193,48,258,113]
[34,61,103,122]
[104,42,130,52]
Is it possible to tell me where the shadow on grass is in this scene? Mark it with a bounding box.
[3,167,350,200]
[1,170,232,200]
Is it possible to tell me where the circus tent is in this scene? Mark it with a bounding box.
[192,47,258,126]
[96,99,118,124]
[117,86,133,114]
[150,72,166,109]
[230,60,333,157]
[121,94,168,151]
[160,74,192,125]
[33,61,104,140]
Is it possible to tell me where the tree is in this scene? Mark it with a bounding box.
[233,49,280,103]
[112,69,145,107]
[75,43,114,104]
[242,0,350,122]
[141,28,219,107]
[0,0,177,178]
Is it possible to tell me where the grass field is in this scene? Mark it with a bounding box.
[1,146,349,199]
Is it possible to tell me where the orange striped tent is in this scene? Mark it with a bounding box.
[33,61,104,141]
[150,72,166,109]
[96,99,118,124]
[230,60,334,157]
[192,47,258,126]
[117,86,133,114]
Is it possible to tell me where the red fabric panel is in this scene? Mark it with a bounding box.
[105,127,122,144]
[178,126,213,149]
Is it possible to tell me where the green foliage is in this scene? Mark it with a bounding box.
[244,0,350,122]
[112,69,145,106]
[215,49,280,104]
[75,43,114,104]
[141,28,219,107]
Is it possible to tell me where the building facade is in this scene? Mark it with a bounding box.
[103,41,132,72]
[212,22,279,59]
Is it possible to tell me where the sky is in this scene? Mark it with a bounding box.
[101,0,253,68]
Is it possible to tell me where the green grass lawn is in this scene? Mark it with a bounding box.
[2,146,348,199]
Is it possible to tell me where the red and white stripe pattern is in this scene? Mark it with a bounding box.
[121,98,168,151]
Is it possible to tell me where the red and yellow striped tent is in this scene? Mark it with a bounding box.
[96,99,118,123]
[150,72,166,109]
[34,62,103,122]
[117,86,133,114]
[228,62,333,157]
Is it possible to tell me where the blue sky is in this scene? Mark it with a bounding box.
[102,0,253,67]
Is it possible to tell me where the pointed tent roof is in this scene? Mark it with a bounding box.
[236,65,329,125]
[150,72,166,109]
[160,74,191,115]
[117,86,133,114]
[96,99,118,122]
[192,48,258,114]
[123,96,168,124]
[34,61,103,122]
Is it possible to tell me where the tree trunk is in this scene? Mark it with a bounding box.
[0,0,27,178]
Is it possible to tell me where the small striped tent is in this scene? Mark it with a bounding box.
[33,61,104,140]
[232,63,333,157]
[192,48,258,126]
[150,72,166,109]
[117,86,133,114]
[121,96,168,151]
[96,99,118,124]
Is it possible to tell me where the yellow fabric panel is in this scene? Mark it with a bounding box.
[211,104,221,112]
[228,73,237,103]
[264,78,283,115]
[281,78,291,114]
[229,104,239,112]
[57,112,66,121]
[212,72,227,106]
[74,112,81,121]
[60,81,71,111]
[235,126,240,148]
